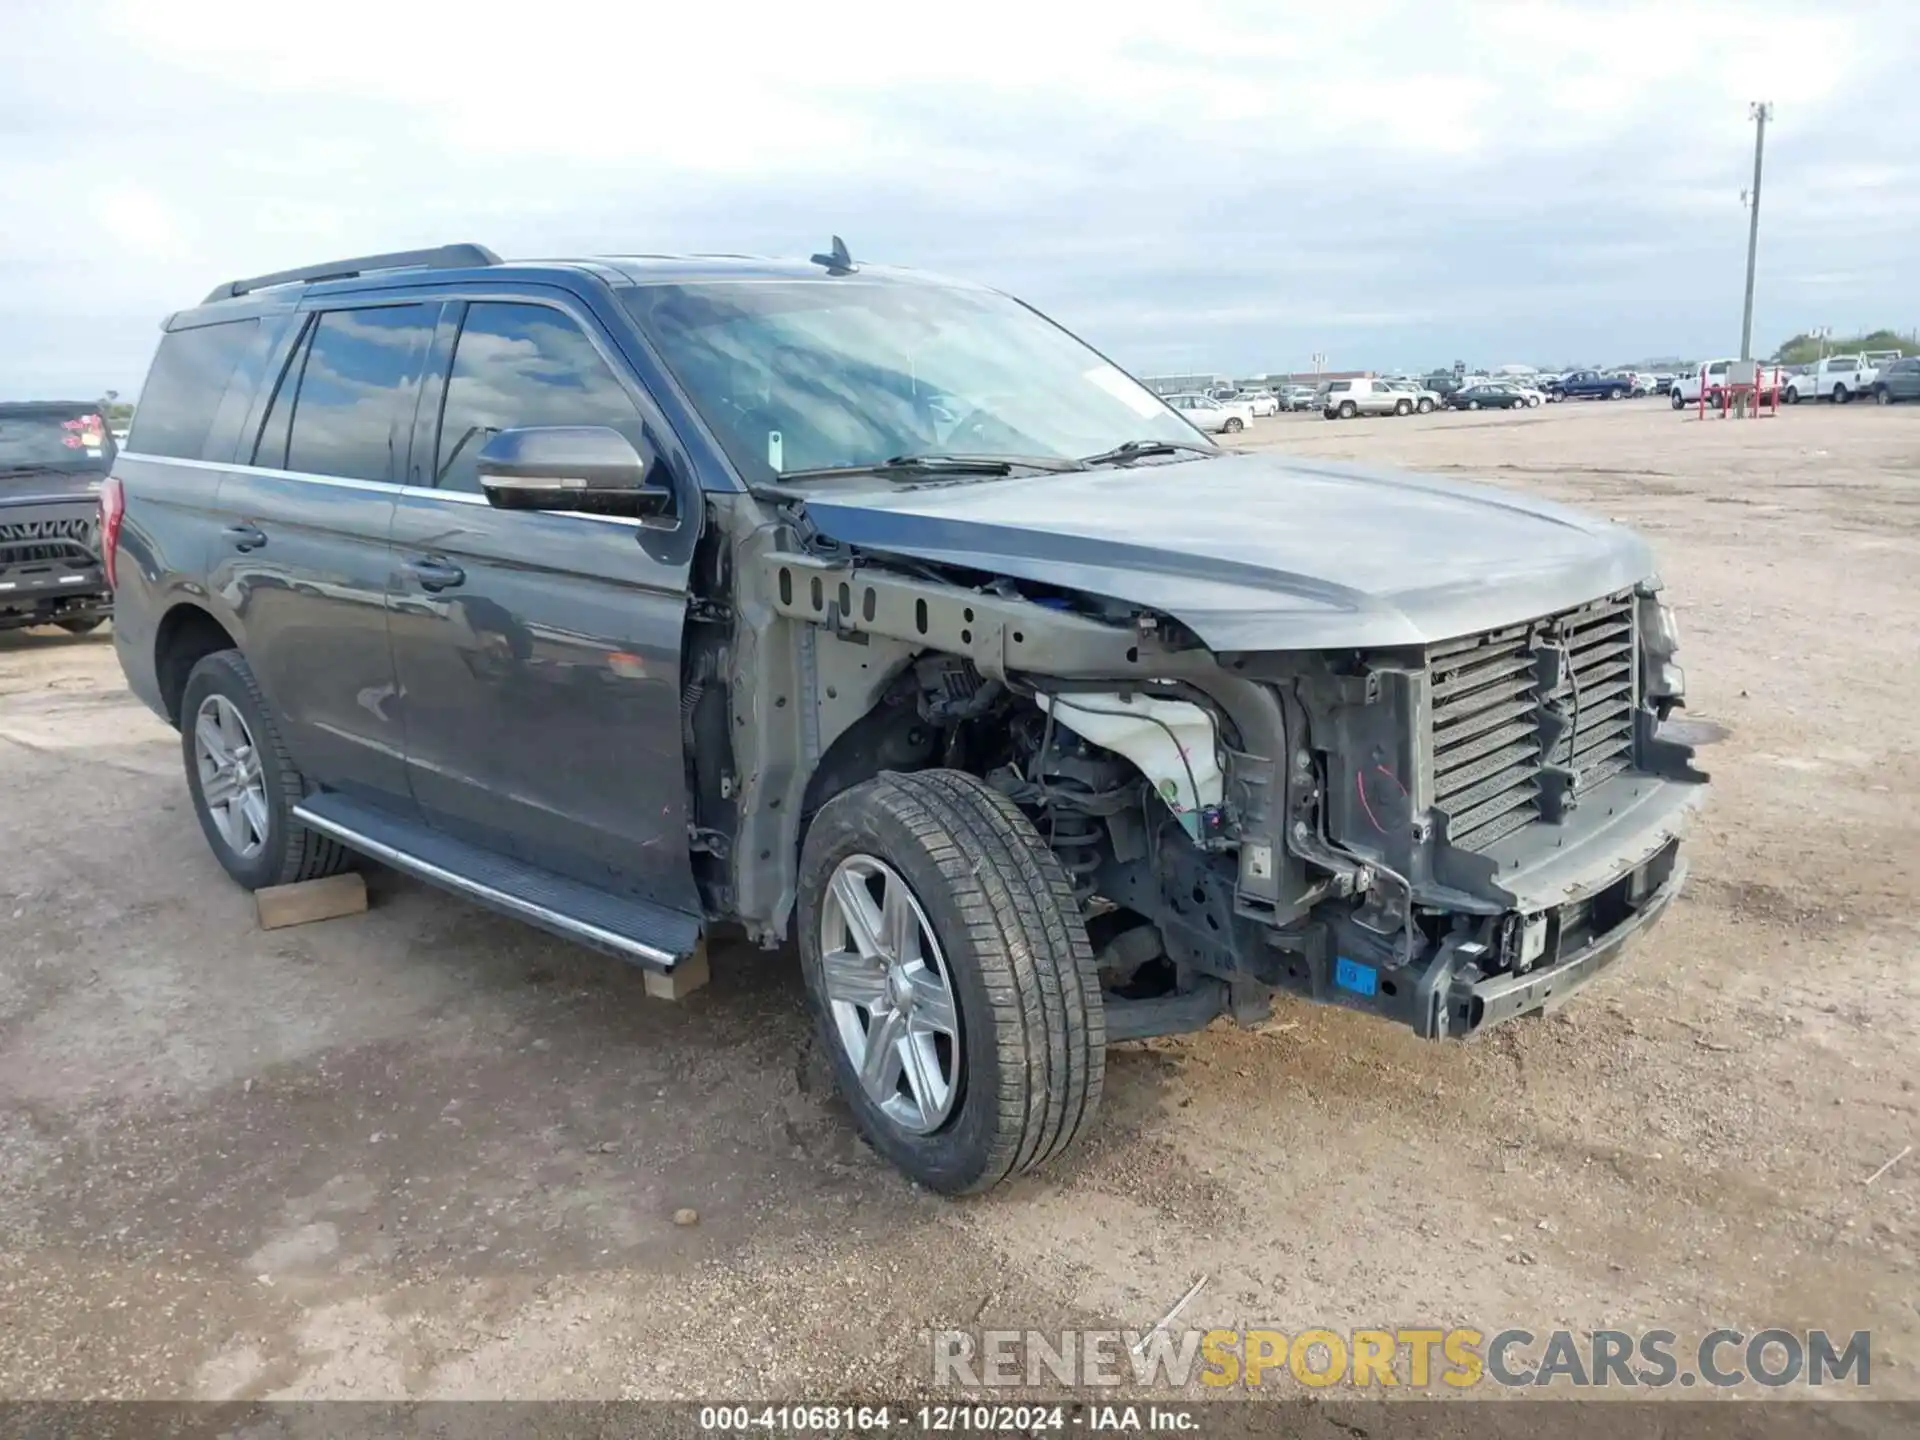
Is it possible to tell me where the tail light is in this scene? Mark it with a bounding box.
[98,474,125,590]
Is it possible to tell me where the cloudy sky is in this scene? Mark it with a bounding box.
[4,0,1916,399]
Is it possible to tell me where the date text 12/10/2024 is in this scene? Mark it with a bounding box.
[697,1405,1198,1432]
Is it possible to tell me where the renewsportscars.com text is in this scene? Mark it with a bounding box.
[932,1327,1871,1391]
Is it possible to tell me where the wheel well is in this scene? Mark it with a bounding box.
[154,604,239,726]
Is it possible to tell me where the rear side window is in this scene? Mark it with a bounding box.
[127,319,260,459]
[431,302,645,494]
[1328,381,1351,393]
[257,305,435,482]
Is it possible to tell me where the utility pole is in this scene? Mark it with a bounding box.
[1739,102,1772,362]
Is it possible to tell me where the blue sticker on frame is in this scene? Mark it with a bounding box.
[1334,957,1378,997]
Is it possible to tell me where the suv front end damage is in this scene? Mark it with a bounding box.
[736,527,1706,1045]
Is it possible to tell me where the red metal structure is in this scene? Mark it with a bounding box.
[1698,359,1782,419]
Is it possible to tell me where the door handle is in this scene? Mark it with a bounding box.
[405,555,466,592]
[223,523,267,552]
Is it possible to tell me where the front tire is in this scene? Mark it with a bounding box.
[1223,416,1244,433]
[1671,390,1687,410]
[1877,386,1894,405]
[1832,384,1849,404]
[1394,399,1412,416]
[1467,399,1481,410]
[180,650,354,890]
[798,771,1103,1195]
[1417,398,1434,413]
[1785,386,1800,404]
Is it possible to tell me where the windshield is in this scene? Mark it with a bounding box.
[0,408,115,472]
[622,279,1202,481]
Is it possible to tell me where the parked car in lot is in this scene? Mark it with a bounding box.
[105,240,1705,1195]
[1784,354,1880,405]
[1493,382,1546,408]
[1239,388,1280,417]
[1555,370,1634,402]
[0,401,116,635]
[1381,379,1440,414]
[1671,359,1786,410]
[1871,356,1920,404]
[1166,392,1252,433]
[1446,384,1529,411]
[1279,384,1319,412]
[1322,377,1411,418]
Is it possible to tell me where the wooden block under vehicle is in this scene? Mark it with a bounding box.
[255,872,368,930]
[643,942,710,1001]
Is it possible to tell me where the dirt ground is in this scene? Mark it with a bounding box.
[1,399,1914,1405]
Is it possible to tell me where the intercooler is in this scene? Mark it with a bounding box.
[1426,592,1638,851]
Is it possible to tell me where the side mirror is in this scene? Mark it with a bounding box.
[477,426,675,525]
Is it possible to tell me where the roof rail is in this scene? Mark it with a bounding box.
[201,243,501,304]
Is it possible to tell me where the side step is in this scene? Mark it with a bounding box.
[291,793,701,971]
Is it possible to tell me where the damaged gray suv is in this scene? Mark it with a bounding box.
[106,241,1706,1194]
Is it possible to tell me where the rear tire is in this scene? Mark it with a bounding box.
[1338,401,1357,419]
[180,650,354,891]
[798,770,1103,1195]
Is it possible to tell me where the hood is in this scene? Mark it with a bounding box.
[797,450,1656,651]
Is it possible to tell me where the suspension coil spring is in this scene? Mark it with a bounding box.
[1046,804,1102,911]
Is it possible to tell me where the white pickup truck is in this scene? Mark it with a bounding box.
[1784,354,1882,405]
[1670,358,1786,410]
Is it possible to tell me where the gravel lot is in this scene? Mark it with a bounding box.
[1,399,1914,1403]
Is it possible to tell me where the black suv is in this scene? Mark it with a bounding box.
[109,243,1706,1193]
[1,401,116,634]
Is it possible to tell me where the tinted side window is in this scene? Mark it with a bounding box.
[433,302,644,494]
[127,319,260,459]
[285,305,436,483]
[251,317,314,470]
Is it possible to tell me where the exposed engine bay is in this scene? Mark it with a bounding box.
[698,503,1709,1045]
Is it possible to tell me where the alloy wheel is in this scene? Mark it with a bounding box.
[193,694,269,860]
[818,854,962,1134]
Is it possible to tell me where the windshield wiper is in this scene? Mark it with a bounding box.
[779,453,1087,482]
[1078,439,1219,467]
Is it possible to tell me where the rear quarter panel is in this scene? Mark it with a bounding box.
[109,454,234,721]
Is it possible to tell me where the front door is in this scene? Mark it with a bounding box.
[215,302,441,809]
[388,296,701,914]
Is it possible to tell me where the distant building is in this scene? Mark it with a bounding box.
[1140,373,1228,396]
[1274,369,1372,387]
[1141,368,1375,395]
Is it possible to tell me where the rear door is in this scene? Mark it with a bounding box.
[215,301,442,809]
[388,292,701,914]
